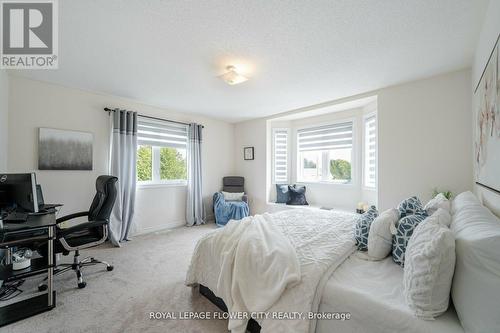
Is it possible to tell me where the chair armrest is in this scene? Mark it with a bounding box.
[56,211,89,224]
[213,192,224,204]
[57,220,108,237]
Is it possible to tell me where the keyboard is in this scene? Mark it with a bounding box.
[40,203,62,210]
[5,212,29,222]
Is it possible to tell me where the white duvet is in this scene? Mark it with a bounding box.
[185,209,357,333]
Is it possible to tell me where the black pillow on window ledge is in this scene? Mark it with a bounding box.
[286,185,309,205]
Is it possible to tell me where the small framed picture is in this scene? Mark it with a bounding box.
[244,147,254,160]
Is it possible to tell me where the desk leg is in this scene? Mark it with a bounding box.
[47,226,54,307]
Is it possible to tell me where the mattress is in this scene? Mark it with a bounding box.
[316,255,464,333]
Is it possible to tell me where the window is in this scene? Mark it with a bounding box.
[297,121,353,183]
[363,114,377,188]
[136,116,188,185]
[272,128,289,183]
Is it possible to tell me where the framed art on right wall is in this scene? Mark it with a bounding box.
[474,34,500,193]
[244,147,254,160]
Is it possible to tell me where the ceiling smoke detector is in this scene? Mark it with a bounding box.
[220,65,249,85]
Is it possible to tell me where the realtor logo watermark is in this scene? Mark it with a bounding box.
[1,0,58,69]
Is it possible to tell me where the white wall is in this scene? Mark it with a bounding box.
[472,0,500,217]
[377,70,472,210]
[7,76,235,233]
[233,118,268,214]
[235,69,472,214]
[0,70,8,172]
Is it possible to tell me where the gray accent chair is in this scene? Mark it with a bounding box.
[222,176,248,203]
[212,176,249,226]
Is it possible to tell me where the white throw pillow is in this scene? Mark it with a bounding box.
[424,193,451,217]
[450,191,500,333]
[222,191,244,201]
[403,208,455,320]
[367,208,399,260]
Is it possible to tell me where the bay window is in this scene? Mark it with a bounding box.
[363,114,377,188]
[272,128,289,184]
[297,121,353,184]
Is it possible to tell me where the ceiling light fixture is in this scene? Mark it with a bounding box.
[220,65,249,85]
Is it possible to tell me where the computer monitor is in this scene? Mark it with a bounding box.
[0,173,39,213]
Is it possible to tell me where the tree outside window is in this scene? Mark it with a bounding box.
[136,146,187,184]
[329,159,351,181]
[160,147,186,180]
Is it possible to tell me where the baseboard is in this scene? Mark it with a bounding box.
[133,214,215,236]
[133,220,185,236]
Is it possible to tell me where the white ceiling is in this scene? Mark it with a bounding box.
[13,0,488,122]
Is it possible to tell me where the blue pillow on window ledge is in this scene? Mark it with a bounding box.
[276,184,290,204]
[286,185,309,205]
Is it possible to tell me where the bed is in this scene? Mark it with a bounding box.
[186,193,500,333]
[317,255,463,333]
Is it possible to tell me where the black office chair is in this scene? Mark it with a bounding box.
[38,175,118,289]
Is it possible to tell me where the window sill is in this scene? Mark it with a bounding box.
[295,181,354,187]
[267,202,322,209]
[267,202,354,213]
[137,182,187,189]
[362,186,377,191]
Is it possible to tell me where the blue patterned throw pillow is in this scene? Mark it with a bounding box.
[392,213,428,266]
[354,206,378,251]
[398,196,425,218]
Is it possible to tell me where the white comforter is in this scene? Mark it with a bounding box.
[185,209,357,333]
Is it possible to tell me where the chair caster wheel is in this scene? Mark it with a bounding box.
[78,282,87,289]
[38,284,48,292]
[107,265,114,271]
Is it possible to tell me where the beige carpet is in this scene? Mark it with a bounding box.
[6,224,230,333]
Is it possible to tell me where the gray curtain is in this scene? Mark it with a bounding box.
[186,123,206,226]
[109,109,138,246]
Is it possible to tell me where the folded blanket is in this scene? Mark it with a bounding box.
[221,214,302,332]
[213,192,249,226]
[186,209,357,333]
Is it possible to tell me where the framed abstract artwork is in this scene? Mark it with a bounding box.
[474,34,500,194]
[38,128,93,170]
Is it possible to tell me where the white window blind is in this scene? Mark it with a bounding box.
[364,114,376,188]
[298,121,353,152]
[137,116,188,149]
[272,128,289,183]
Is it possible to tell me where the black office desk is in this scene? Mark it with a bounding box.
[0,212,57,327]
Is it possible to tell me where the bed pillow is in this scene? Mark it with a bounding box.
[354,206,378,251]
[275,184,290,204]
[222,191,245,201]
[286,185,308,205]
[424,193,451,217]
[403,208,455,320]
[450,190,478,215]
[392,213,428,266]
[397,196,425,218]
[450,191,500,333]
[367,208,399,259]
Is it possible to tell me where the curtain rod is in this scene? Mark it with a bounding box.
[104,107,204,128]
